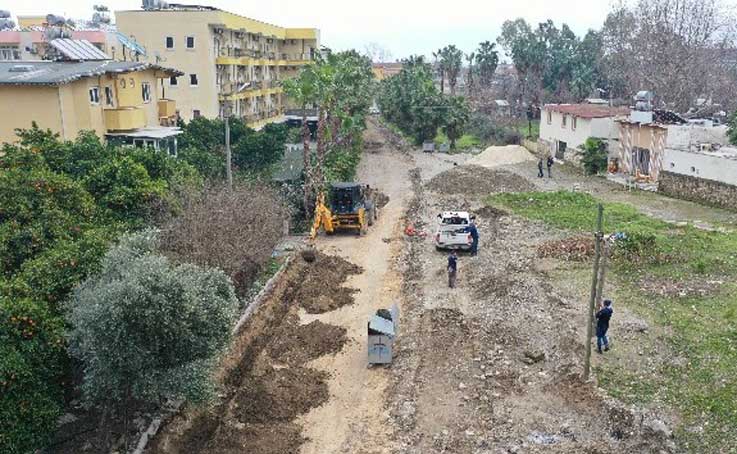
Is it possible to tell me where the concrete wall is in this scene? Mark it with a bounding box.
[663,148,737,185]
[540,110,593,153]
[540,109,619,161]
[659,171,737,211]
[666,124,729,151]
[0,69,168,144]
[117,10,219,121]
[0,85,63,143]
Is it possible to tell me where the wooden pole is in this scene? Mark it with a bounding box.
[584,204,604,381]
[225,108,233,190]
[595,242,609,306]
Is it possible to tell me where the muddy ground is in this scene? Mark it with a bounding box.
[143,121,685,454]
[147,252,360,454]
[388,161,676,453]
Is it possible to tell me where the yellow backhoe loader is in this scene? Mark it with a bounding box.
[310,182,379,239]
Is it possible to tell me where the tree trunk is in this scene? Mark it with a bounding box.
[440,75,445,94]
[316,108,327,188]
[302,110,313,218]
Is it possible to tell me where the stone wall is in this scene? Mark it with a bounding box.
[659,171,737,211]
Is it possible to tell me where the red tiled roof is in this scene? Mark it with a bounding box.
[543,104,630,119]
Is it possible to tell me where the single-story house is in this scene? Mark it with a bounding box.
[539,104,630,162]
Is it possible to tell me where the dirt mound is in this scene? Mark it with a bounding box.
[475,205,509,220]
[234,366,329,423]
[538,236,595,261]
[212,422,304,454]
[149,251,358,454]
[289,252,363,314]
[267,313,349,365]
[468,144,536,168]
[374,190,390,208]
[426,165,534,196]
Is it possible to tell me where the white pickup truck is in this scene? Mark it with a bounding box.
[434,211,473,251]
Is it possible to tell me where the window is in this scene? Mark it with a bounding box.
[189,74,198,86]
[0,46,21,60]
[572,117,577,131]
[561,115,567,129]
[104,86,114,106]
[89,87,100,104]
[547,111,552,125]
[166,36,174,49]
[193,109,201,118]
[142,82,151,103]
[186,36,195,49]
[169,76,178,86]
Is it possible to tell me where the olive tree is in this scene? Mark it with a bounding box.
[67,230,238,444]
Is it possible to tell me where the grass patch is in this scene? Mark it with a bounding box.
[489,190,737,451]
[511,120,539,140]
[434,130,482,151]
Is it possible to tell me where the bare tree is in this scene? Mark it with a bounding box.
[601,0,737,112]
[363,42,393,63]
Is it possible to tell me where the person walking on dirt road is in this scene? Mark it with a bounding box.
[546,155,554,178]
[596,299,614,353]
[537,158,544,178]
[468,218,479,256]
[447,251,458,288]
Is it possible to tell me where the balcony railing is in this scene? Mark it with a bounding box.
[158,99,176,119]
[105,108,146,131]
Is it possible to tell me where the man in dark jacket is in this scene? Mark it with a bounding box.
[596,299,614,353]
[546,155,554,178]
[537,158,544,178]
[447,251,458,288]
[467,219,479,256]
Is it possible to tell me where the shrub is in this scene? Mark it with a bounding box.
[159,184,286,296]
[83,156,166,225]
[67,230,239,409]
[0,298,66,454]
[580,137,608,175]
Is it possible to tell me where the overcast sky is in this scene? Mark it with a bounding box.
[8,0,615,60]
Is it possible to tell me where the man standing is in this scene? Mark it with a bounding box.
[595,299,614,353]
[546,155,554,178]
[447,250,458,288]
[537,158,544,178]
[468,218,479,256]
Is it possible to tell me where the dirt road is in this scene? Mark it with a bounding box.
[297,121,414,453]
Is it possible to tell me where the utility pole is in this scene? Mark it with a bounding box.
[583,204,604,381]
[224,98,233,189]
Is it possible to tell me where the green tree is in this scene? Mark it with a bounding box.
[439,45,464,95]
[580,137,608,175]
[67,231,239,447]
[0,298,66,454]
[0,167,96,277]
[727,110,737,146]
[444,96,471,150]
[475,41,499,88]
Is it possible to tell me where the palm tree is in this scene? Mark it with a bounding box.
[466,52,476,96]
[433,49,445,94]
[476,41,499,88]
[440,45,463,95]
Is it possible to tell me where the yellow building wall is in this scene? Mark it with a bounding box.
[0,69,169,145]
[116,9,319,123]
[0,86,63,144]
[116,10,220,121]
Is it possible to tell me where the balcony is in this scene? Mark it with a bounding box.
[158,99,177,119]
[105,108,146,131]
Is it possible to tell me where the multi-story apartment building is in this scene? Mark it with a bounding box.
[116,4,320,128]
[0,59,182,152]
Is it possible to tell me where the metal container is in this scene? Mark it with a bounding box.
[368,304,399,365]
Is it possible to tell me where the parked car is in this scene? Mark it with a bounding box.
[434,211,473,251]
